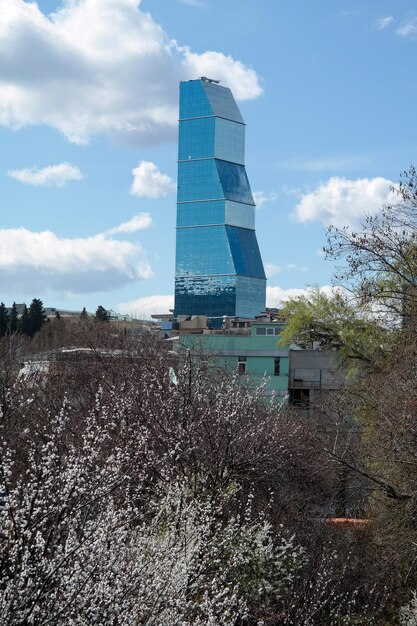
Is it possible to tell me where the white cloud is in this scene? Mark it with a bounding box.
[106,213,152,235]
[276,155,371,172]
[265,263,281,278]
[266,285,335,308]
[292,176,396,228]
[120,288,342,319]
[396,18,417,38]
[131,161,176,198]
[0,0,262,145]
[177,0,207,7]
[0,225,152,295]
[181,49,262,101]
[375,16,394,30]
[286,263,308,272]
[253,191,277,209]
[118,294,174,318]
[7,162,83,187]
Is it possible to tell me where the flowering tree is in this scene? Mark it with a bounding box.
[0,365,303,625]
[0,328,386,624]
[400,593,417,626]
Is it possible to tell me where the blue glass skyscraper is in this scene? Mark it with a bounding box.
[174,77,266,324]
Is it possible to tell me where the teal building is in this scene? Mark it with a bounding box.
[174,78,266,326]
[179,319,289,401]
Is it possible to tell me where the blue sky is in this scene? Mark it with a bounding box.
[1,0,416,316]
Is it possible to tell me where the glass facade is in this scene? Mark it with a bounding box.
[174,78,266,324]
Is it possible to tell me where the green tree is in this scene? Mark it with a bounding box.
[19,299,47,338]
[278,288,390,372]
[9,302,18,334]
[18,304,30,336]
[27,298,47,337]
[0,303,9,338]
[95,305,109,322]
[280,167,417,614]
[80,307,88,320]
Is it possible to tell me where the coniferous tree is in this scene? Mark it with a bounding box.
[80,307,88,320]
[19,304,30,336]
[9,302,18,334]
[0,302,9,338]
[95,305,109,322]
[27,299,47,337]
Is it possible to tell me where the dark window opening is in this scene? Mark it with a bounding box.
[274,358,280,376]
[289,388,310,408]
[237,356,246,375]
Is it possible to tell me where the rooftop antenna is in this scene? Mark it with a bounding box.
[200,76,220,84]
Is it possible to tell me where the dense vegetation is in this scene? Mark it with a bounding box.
[279,167,417,624]
[2,168,417,623]
[0,320,384,625]
[0,300,47,339]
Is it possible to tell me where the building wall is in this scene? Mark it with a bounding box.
[179,321,289,400]
[288,349,342,409]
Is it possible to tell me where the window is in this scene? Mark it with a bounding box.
[237,356,246,375]
[256,326,280,336]
[274,358,280,376]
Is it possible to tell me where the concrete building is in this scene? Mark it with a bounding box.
[288,349,342,408]
[174,77,266,326]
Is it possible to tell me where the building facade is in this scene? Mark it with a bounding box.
[174,77,266,326]
[178,327,342,405]
[179,319,289,401]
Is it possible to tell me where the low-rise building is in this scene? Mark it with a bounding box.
[173,315,289,401]
[154,310,342,405]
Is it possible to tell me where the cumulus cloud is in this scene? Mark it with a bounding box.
[118,295,174,318]
[181,49,262,101]
[8,162,83,187]
[253,191,277,209]
[375,16,394,30]
[106,213,152,235]
[266,285,335,308]
[265,263,281,278]
[292,176,396,228]
[396,18,417,38]
[131,161,176,198]
[0,0,262,145]
[0,224,152,295]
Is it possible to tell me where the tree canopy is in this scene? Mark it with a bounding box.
[325,166,417,325]
[95,305,109,322]
[278,166,417,623]
[278,288,390,371]
[0,303,9,338]
[9,303,18,334]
